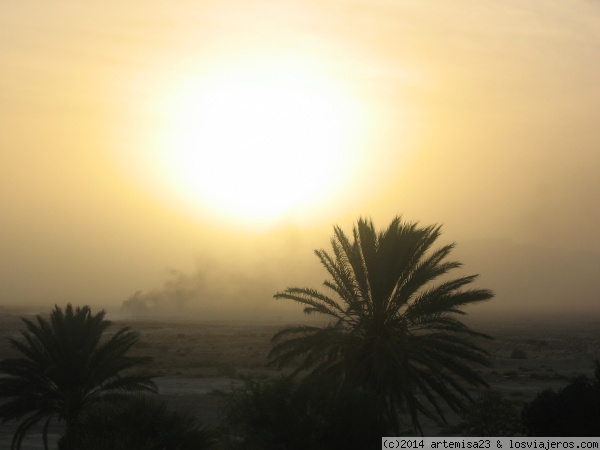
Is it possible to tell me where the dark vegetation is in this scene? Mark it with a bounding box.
[521,362,600,436]
[65,394,217,449]
[216,375,389,450]
[0,217,598,448]
[451,390,521,436]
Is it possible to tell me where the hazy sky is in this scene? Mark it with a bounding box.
[2,1,599,317]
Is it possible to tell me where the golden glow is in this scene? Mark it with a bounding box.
[139,57,366,226]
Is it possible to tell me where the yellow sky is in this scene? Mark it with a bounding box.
[1,1,599,317]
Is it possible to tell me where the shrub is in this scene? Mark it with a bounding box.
[216,376,392,450]
[522,362,600,436]
[65,394,218,449]
[454,390,521,436]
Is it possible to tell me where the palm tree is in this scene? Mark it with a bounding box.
[268,216,494,434]
[0,304,157,450]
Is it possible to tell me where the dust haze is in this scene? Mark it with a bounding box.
[118,255,321,321]
[1,1,599,320]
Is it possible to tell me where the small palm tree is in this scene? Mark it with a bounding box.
[0,304,157,450]
[269,216,494,434]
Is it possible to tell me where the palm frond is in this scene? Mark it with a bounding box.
[274,287,344,318]
[334,225,372,308]
[316,247,361,306]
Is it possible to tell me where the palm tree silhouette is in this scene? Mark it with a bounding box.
[0,304,157,450]
[268,216,494,434]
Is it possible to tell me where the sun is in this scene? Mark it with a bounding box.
[140,58,365,226]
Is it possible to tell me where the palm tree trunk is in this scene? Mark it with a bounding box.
[42,416,51,450]
[61,417,79,450]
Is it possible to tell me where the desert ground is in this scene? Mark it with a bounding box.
[1,313,599,448]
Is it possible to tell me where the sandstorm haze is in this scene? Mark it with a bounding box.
[1,1,599,319]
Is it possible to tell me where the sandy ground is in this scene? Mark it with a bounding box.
[1,315,599,448]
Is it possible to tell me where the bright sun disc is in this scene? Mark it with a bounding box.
[151,59,364,225]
